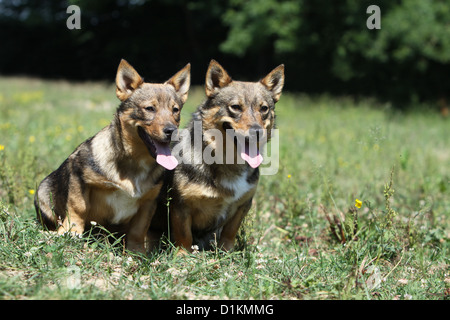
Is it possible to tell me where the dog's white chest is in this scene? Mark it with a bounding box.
[221,173,252,202]
[106,190,140,224]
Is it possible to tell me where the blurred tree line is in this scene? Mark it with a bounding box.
[1,0,449,107]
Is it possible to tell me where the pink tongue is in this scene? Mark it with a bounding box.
[154,141,178,170]
[241,144,263,168]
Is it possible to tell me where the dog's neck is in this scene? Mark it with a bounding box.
[112,113,156,166]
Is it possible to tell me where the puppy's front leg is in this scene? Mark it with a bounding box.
[127,201,157,254]
[170,204,193,254]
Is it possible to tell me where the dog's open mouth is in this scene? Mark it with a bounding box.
[137,126,178,170]
[222,122,263,169]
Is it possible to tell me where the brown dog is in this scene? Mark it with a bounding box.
[149,60,284,253]
[35,59,190,253]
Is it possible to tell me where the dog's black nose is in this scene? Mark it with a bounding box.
[163,125,177,140]
[249,124,264,139]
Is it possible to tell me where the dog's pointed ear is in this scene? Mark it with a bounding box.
[165,63,191,104]
[260,64,285,102]
[116,59,144,101]
[205,60,232,97]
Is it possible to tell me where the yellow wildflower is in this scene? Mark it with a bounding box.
[355,199,362,208]
[0,145,4,151]
[287,174,291,179]
[29,189,35,195]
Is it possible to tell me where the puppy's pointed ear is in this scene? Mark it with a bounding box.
[115,59,144,101]
[205,60,232,97]
[260,64,285,102]
[165,63,191,104]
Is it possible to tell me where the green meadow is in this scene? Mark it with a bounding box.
[0,76,448,300]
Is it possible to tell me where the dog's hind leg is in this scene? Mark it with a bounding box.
[57,185,89,236]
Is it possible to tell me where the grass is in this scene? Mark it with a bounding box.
[0,76,449,300]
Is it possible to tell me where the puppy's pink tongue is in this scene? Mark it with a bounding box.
[241,145,263,168]
[154,141,178,170]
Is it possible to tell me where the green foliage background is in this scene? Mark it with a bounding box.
[1,0,450,105]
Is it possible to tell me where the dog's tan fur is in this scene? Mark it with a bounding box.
[35,59,190,253]
[149,60,284,252]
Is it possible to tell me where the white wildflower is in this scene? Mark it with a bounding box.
[191,245,199,254]
[150,260,161,267]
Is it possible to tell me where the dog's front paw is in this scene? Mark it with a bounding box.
[126,241,146,255]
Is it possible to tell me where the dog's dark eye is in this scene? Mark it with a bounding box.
[261,105,269,113]
[230,105,242,112]
[145,106,155,112]
[173,106,180,113]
